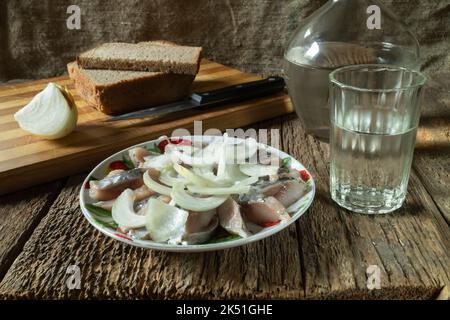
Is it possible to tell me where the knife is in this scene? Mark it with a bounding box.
[105,76,285,121]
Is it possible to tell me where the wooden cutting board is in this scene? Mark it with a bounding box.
[0,59,293,195]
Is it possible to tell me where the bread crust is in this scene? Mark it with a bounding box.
[77,41,203,75]
[67,62,195,115]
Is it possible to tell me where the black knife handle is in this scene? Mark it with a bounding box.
[190,76,285,106]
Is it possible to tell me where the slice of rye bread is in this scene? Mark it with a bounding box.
[67,61,195,115]
[77,41,203,75]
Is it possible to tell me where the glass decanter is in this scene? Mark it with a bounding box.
[284,0,421,140]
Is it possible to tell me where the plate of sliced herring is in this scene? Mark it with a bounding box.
[79,135,315,252]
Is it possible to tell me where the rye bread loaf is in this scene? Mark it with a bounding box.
[77,41,203,75]
[67,62,195,115]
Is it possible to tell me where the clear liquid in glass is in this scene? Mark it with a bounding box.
[330,109,417,214]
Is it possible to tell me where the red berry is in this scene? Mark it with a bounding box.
[158,139,170,152]
[158,138,191,152]
[109,160,128,171]
[260,220,281,228]
[171,138,191,146]
[299,170,310,182]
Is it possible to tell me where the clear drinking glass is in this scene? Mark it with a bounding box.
[329,65,427,214]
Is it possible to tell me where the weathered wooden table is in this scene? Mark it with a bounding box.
[0,74,449,300]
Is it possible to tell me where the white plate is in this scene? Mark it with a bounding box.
[79,136,315,252]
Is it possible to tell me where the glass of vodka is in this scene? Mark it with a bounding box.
[329,65,426,214]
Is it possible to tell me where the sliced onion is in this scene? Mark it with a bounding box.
[225,138,258,164]
[171,147,217,166]
[141,154,172,170]
[165,144,198,155]
[216,134,228,177]
[170,142,219,166]
[239,164,279,177]
[144,198,189,243]
[159,168,186,187]
[173,162,210,187]
[234,175,259,186]
[112,189,146,228]
[171,183,228,212]
[187,184,250,195]
[143,170,172,196]
[191,165,259,187]
[226,164,250,181]
[192,166,231,187]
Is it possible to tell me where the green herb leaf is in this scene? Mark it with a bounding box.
[122,154,135,169]
[85,204,112,218]
[146,144,162,154]
[93,217,118,230]
[205,234,242,244]
[282,157,292,168]
[306,180,312,188]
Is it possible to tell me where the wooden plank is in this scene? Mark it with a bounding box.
[413,152,450,225]
[0,59,293,195]
[0,180,64,280]
[413,74,450,225]
[0,171,304,299]
[281,115,450,299]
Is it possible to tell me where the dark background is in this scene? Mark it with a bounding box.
[0,0,449,82]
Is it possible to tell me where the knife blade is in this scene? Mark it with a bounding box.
[105,76,285,121]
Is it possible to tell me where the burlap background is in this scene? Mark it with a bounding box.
[0,0,448,82]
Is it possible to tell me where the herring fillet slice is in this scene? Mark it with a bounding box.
[218,198,250,238]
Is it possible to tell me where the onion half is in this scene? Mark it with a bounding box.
[14,83,78,139]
